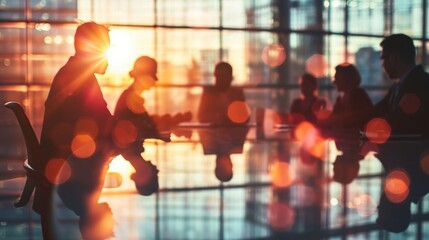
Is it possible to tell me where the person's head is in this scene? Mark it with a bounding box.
[131,160,159,196]
[79,202,114,240]
[214,62,233,91]
[129,56,158,91]
[215,154,233,182]
[74,21,110,74]
[380,34,416,79]
[299,73,318,98]
[333,63,361,92]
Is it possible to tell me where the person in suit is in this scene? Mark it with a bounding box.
[197,61,249,181]
[372,33,429,136]
[369,33,429,233]
[40,21,116,239]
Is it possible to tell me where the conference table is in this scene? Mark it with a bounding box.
[1,121,429,239]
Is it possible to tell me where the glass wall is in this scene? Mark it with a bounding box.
[1,0,429,239]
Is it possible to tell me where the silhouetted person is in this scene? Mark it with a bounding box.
[114,56,191,194]
[197,62,249,181]
[319,63,373,129]
[370,34,429,232]
[290,73,326,124]
[372,33,429,135]
[197,61,247,125]
[40,22,115,239]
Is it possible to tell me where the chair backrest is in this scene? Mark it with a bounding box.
[5,101,43,170]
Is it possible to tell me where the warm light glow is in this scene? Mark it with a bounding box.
[267,202,295,230]
[309,137,326,160]
[74,117,99,138]
[45,158,71,184]
[112,120,138,148]
[305,54,327,78]
[420,154,429,175]
[294,121,317,142]
[365,118,391,144]
[261,43,286,67]
[106,29,137,74]
[399,93,420,114]
[270,161,295,188]
[353,193,377,217]
[316,109,332,120]
[384,169,410,203]
[227,101,251,123]
[71,134,96,159]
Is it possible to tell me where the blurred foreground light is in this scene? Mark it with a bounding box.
[364,118,391,144]
[261,43,286,67]
[353,193,377,217]
[267,202,295,230]
[71,134,96,159]
[227,101,251,124]
[305,54,327,78]
[420,154,429,175]
[45,158,71,184]
[384,169,410,203]
[270,161,295,188]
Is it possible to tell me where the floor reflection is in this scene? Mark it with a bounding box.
[1,126,429,239]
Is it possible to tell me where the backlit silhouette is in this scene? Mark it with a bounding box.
[40,22,116,239]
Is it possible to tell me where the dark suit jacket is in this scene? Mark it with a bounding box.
[373,65,429,136]
[197,86,247,125]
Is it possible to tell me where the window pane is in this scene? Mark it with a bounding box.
[290,0,324,31]
[157,0,219,27]
[0,25,27,84]
[0,1,25,21]
[156,28,220,85]
[393,0,423,37]
[78,0,155,25]
[31,23,75,84]
[323,0,345,32]
[223,0,274,28]
[30,0,77,22]
[348,0,384,35]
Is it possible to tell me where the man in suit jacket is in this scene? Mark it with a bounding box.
[373,34,429,136]
[371,34,429,233]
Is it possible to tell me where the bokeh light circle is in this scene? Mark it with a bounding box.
[261,43,286,67]
[270,161,295,188]
[227,101,251,124]
[45,158,71,184]
[384,169,410,203]
[364,118,391,144]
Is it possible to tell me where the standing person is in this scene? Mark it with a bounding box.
[319,63,373,129]
[370,33,429,233]
[290,73,326,124]
[40,21,116,240]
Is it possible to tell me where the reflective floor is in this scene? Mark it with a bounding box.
[1,124,429,240]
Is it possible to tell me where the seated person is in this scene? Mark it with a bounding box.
[290,73,326,124]
[114,56,191,195]
[319,63,373,129]
[197,61,249,181]
[197,61,248,125]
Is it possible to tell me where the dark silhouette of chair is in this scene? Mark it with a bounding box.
[5,101,55,239]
